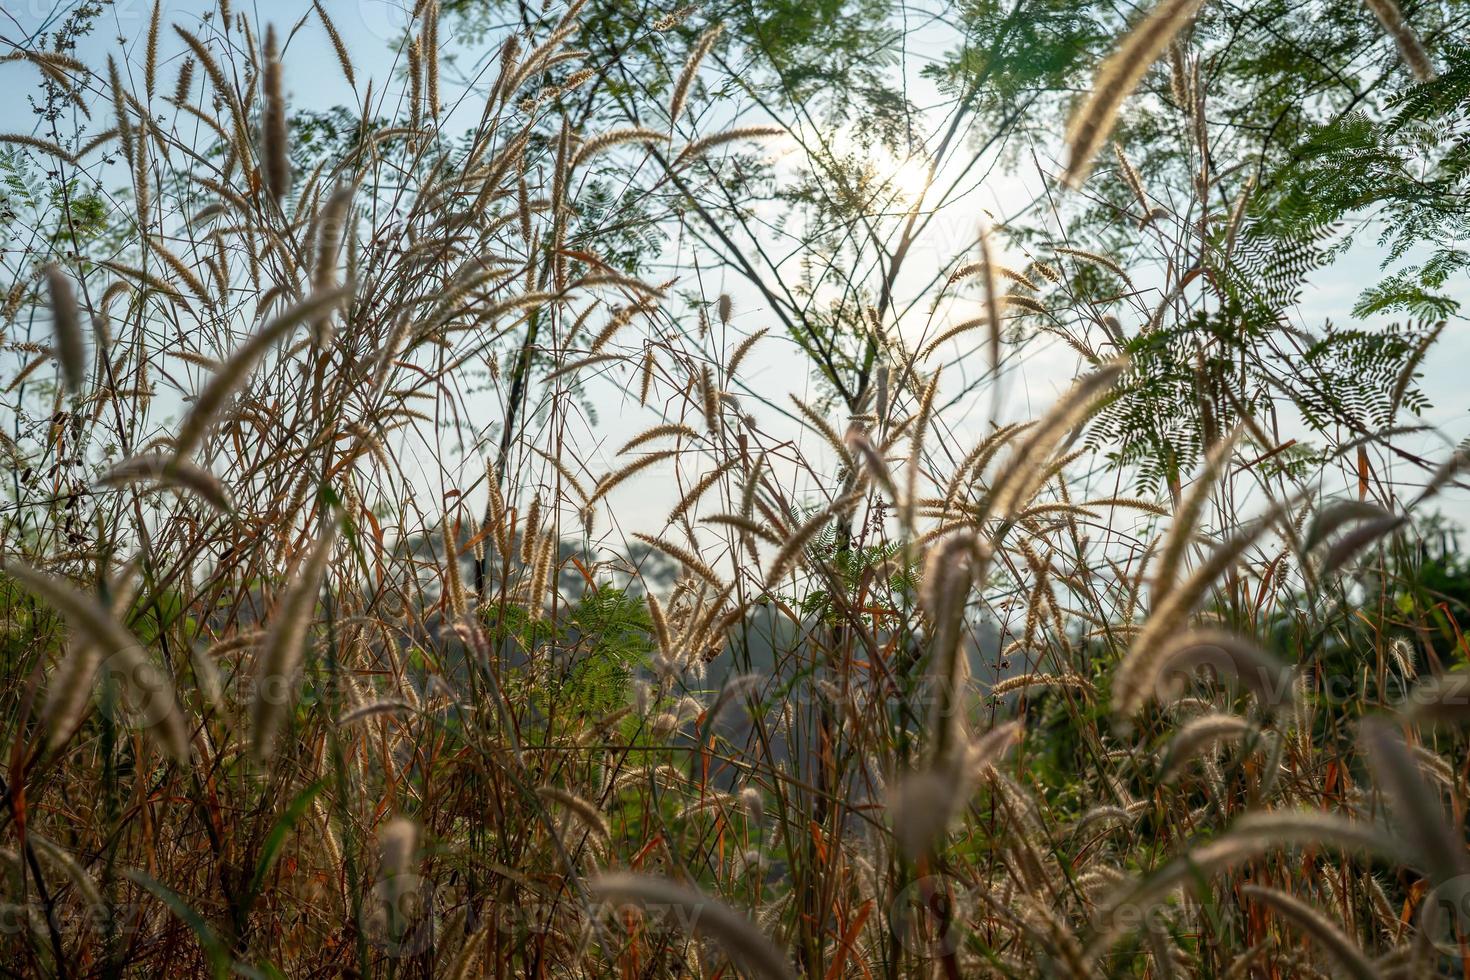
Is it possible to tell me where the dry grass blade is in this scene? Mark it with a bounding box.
[587,873,795,980]
[1239,885,1381,980]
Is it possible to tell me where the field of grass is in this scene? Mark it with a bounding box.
[2,1,1469,977]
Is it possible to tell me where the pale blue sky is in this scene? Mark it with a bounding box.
[4,0,1466,537]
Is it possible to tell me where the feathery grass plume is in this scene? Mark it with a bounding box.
[990,672,1095,698]
[1113,142,1151,213]
[873,362,891,425]
[43,263,84,395]
[1053,245,1134,287]
[407,35,423,129]
[1157,712,1255,781]
[1112,505,1286,722]
[646,592,673,660]
[902,370,941,527]
[424,1,440,117]
[941,421,1028,507]
[1364,0,1435,81]
[1143,918,1180,980]
[1388,320,1445,419]
[314,182,353,289]
[790,395,856,473]
[706,672,762,727]
[969,718,1023,774]
[262,25,290,202]
[887,763,969,860]
[588,873,794,980]
[1147,627,1294,716]
[1092,810,1404,954]
[3,560,191,764]
[591,450,678,507]
[174,286,350,458]
[618,423,700,456]
[589,299,654,353]
[1307,501,1404,576]
[702,513,783,546]
[986,359,1127,520]
[725,326,768,379]
[528,446,591,505]
[1152,425,1242,605]
[520,493,542,567]
[699,364,720,432]
[1063,0,1203,187]
[1360,716,1470,884]
[100,453,233,513]
[1239,885,1380,980]
[544,352,623,382]
[106,53,134,164]
[669,458,738,525]
[41,642,102,753]
[668,24,724,123]
[535,786,610,839]
[763,492,861,587]
[0,133,79,165]
[632,533,726,590]
[918,316,990,361]
[638,347,657,405]
[920,532,989,760]
[142,236,212,306]
[571,126,666,170]
[442,519,467,618]
[1303,499,1398,553]
[312,1,355,85]
[376,816,419,928]
[890,722,1020,862]
[145,0,162,99]
[29,833,103,910]
[846,426,898,502]
[337,700,411,726]
[675,125,785,166]
[1072,805,1137,835]
[251,520,337,761]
